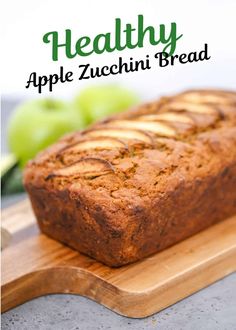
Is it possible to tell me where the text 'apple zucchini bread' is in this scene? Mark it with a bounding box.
[24,89,236,267]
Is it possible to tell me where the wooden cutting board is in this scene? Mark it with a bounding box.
[1,199,236,318]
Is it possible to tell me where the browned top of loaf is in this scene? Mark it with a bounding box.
[24,89,236,227]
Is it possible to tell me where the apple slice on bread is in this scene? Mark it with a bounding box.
[175,91,236,105]
[163,101,218,116]
[46,158,114,179]
[84,128,153,144]
[105,120,176,137]
[137,112,195,124]
[60,137,128,154]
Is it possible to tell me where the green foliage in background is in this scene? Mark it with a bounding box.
[8,99,85,167]
[74,84,139,124]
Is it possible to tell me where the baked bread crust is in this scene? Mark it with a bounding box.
[24,89,236,267]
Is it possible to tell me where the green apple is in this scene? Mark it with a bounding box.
[74,84,140,124]
[8,99,85,166]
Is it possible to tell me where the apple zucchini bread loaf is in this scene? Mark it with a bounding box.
[24,89,236,267]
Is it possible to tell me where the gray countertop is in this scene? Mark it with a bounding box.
[1,98,236,330]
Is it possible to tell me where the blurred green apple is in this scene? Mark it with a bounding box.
[74,85,140,124]
[8,99,85,166]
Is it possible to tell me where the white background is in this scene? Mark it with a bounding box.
[2,0,236,101]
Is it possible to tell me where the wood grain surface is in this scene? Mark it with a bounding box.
[1,200,236,318]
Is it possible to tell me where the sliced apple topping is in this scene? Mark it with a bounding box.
[84,128,153,144]
[137,112,195,125]
[106,120,176,137]
[163,101,217,116]
[46,158,114,179]
[61,137,127,154]
[176,92,235,105]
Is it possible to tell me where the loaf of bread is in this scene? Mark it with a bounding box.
[24,89,236,267]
